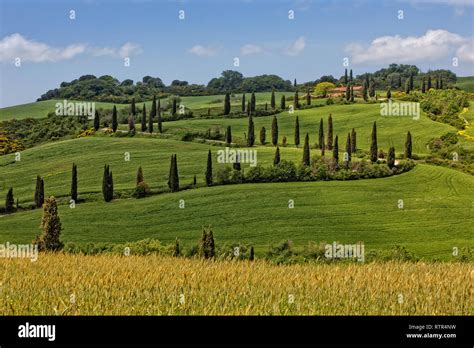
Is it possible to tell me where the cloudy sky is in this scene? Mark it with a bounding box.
[0,0,473,107]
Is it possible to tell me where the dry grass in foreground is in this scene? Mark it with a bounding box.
[0,254,472,315]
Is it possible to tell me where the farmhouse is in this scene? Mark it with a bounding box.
[328,86,363,97]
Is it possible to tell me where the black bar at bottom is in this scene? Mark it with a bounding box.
[0,316,472,346]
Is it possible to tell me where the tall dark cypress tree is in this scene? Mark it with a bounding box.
[205,150,213,186]
[157,99,162,133]
[405,131,412,159]
[427,76,432,90]
[398,75,402,89]
[250,92,256,114]
[148,103,154,134]
[5,187,14,213]
[247,114,255,147]
[168,155,179,192]
[349,69,353,82]
[345,133,352,164]
[302,133,310,166]
[172,98,177,115]
[274,146,280,165]
[280,95,286,110]
[260,127,266,145]
[333,135,339,169]
[350,85,355,102]
[345,84,350,101]
[71,163,77,202]
[370,122,378,163]
[351,128,357,153]
[294,116,300,147]
[294,78,297,87]
[112,105,118,133]
[409,74,414,90]
[421,78,426,93]
[224,93,231,115]
[141,104,147,132]
[226,126,232,145]
[102,165,113,202]
[405,79,410,94]
[387,147,395,169]
[387,88,391,99]
[318,118,324,150]
[94,110,100,131]
[271,89,276,109]
[241,93,246,113]
[247,101,251,116]
[327,114,334,150]
[344,68,348,85]
[272,115,278,146]
[294,90,299,109]
[34,175,44,208]
[306,89,311,106]
[131,97,136,116]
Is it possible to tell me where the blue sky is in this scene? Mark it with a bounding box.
[0,0,473,107]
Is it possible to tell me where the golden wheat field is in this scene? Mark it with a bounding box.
[0,254,472,315]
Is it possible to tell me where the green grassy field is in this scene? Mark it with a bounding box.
[159,103,454,155]
[0,92,297,121]
[454,76,474,92]
[0,162,472,259]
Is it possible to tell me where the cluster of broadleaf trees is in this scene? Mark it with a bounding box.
[36,64,458,103]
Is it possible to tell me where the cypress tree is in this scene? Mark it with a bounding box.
[294,116,300,147]
[136,166,144,185]
[405,131,412,159]
[409,74,414,90]
[398,75,402,88]
[318,118,324,150]
[302,133,310,166]
[345,133,352,164]
[193,174,197,187]
[345,84,350,101]
[247,101,251,116]
[200,227,215,259]
[141,104,147,132]
[351,128,357,153]
[344,68,348,85]
[242,93,246,112]
[405,79,410,94]
[173,238,180,257]
[247,114,255,147]
[349,69,353,82]
[271,89,276,109]
[294,78,297,87]
[365,74,370,89]
[294,90,299,109]
[350,85,354,102]
[333,135,339,169]
[5,187,14,213]
[260,127,266,145]
[36,196,63,251]
[226,126,232,145]
[172,98,177,115]
[369,80,375,98]
[362,80,368,101]
[427,76,432,90]
[250,92,256,114]
[94,110,100,131]
[280,95,286,110]
[249,246,254,261]
[224,93,231,115]
[387,147,395,168]
[157,99,162,133]
[265,102,268,111]
[128,115,135,133]
[421,78,426,93]
[131,97,136,115]
[102,165,113,202]
[34,175,44,208]
[168,155,179,192]
[306,89,311,106]
[387,88,391,99]
[327,114,333,150]
[71,163,78,202]
[272,115,278,146]
[274,146,281,165]
[205,150,213,186]
[370,122,378,162]
[112,105,118,132]
[148,103,154,133]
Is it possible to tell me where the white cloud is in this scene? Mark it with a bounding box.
[456,43,474,62]
[346,29,472,64]
[0,33,142,63]
[284,36,306,56]
[188,45,219,57]
[0,33,86,63]
[240,44,263,56]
